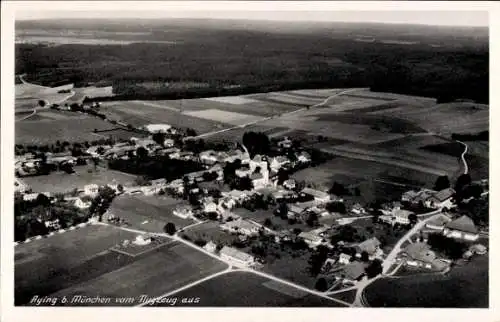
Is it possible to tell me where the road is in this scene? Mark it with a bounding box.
[96,222,351,307]
[457,140,469,175]
[189,88,362,140]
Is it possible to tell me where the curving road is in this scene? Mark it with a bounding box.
[456,140,469,175]
[189,88,363,140]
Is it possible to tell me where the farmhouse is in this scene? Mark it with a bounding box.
[355,237,383,260]
[173,205,194,219]
[340,262,366,282]
[143,123,172,133]
[250,172,268,189]
[402,189,436,205]
[204,241,217,253]
[443,215,479,241]
[351,203,366,215]
[298,231,324,249]
[379,207,414,226]
[199,150,219,165]
[277,138,293,149]
[425,188,455,209]
[22,192,40,202]
[282,179,296,190]
[74,197,92,209]
[270,156,290,172]
[84,184,99,197]
[219,246,255,267]
[338,253,352,265]
[203,201,218,214]
[220,219,261,236]
[296,151,311,163]
[403,243,436,269]
[301,187,331,203]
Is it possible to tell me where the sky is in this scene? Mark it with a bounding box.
[13,3,489,27]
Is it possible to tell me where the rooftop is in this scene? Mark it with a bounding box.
[404,242,436,263]
[342,261,366,280]
[431,188,455,202]
[356,237,381,255]
[446,215,478,234]
[301,188,329,199]
[220,246,254,262]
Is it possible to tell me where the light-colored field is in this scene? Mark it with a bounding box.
[22,166,135,193]
[183,109,264,126]
[109,194,195,232]
[204,96,260,105]
[181,221,238,245]
[16,113,113,144]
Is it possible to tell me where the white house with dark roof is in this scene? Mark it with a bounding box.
[443,215,479,241]
[425,188,455,209]
[270,156,290,172]
[301,188,331,203]
[355,237,383,260]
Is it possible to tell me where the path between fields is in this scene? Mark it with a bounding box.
[189,88,363,140]
[96,222,351,307]
[457,140,469,175]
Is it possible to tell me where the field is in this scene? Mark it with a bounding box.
[15,111,115,145]
[108,194,195,232]
[15,223,228,306]
[21,165,135,194]
[153,271,347,307]
[180,221,239,245]
[363,254,488,308]
[329,289,357,304]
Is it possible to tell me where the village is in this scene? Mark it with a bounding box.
[14,116,489,293]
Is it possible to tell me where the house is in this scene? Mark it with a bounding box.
[74,198,92,209]
[44,218,61,230]
[296,151,311,163]
[425,188,455,209]
[199,150,219,165]
[218,197,237,211]
[220,219,261,236]
[22,192,40,202]
[173,205,194,219]
[143,123,172,133]
[277,138,293,149]
[151,178,167,188]
[133,235,152,246]
[141,185,162,196]
[443,215,479,241]
[403,243,437,269]
[250,172,268,189]
[270,156,290,172]
[283,179,296,190]
[289,204,307,216]
[84,184,99,197]
[249,155,268,173]
[340,262,366,282]
[351,203,366,215]
[223,190,249,203]
[338,253,352,265]
[425,214,452,231]
[224,150,250,163]
[355,237,383,260]
[219,246,255,267]
[163,138,175,148]
[301,188,331,203]
[204,201,218,214]
[298,231,324,249]
[470,244,487,255]
[204,241,217,253]
[235,166,252,178]
[402,189,436,204]
[379,208,414,226]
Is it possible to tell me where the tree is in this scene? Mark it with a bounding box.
[152,132,167,146]
[360,251,369,262]
[277,168,289,186]
[276,202,289,219]
[408,213,418,226]
[186,128,197,137]
[329,182,349,196]
[164,222,176,235]
[434,175,451,191]
[264,218,273,228]
[117,184,124,193]
[306,212,318,227]
[326,201,347,214]
[308,245,329,276]
[38,100,46,107]
[136,146,149,160]
[365,259,383,278]
[315,277,328,292]
[35,193,51,207]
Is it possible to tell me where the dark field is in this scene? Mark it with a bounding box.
[152,271,347,307]
[330,289,357,304]
[364,254,488,308]
[15,223,228,306]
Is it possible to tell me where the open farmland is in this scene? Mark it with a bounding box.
[364,254,488,308]
[180,221,239,246]
[49,241,228,306]
[22,165,135,193]
[369,102,489,136]
[15,111,114,144]
[108,194,195,232]
[15,224,139,305]
[153,271,347,307]
[99,101,227,134]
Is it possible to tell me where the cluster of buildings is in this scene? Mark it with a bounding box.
[401,187,456,210]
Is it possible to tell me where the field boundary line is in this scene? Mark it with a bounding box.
[14,220,95,247]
